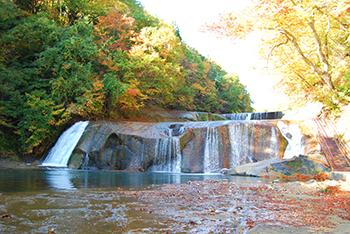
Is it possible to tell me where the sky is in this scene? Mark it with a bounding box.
[137,0,287,111]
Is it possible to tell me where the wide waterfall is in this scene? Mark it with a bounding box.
[41,121,89,167]
[149,137,182,173]
[42,114,311,173]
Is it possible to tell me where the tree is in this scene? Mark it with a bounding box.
[0,0,24,32]
[0,12,61,153]
[216,74,253,113]
[204,0,350,112]
[0,0,253,156]
[128,23,183,107]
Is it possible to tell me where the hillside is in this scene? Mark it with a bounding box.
[0,0,253,157]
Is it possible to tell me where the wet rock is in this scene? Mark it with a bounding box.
[169,124,184,136]
[229,155,330,178]
[228,158,282,177]
[271,155,331,176]
[182,168,192,173]
[67,120,321,174]
[1,214,13,219]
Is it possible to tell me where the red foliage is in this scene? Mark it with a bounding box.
[126,89,141,96]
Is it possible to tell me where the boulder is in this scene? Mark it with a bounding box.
[229,155,330,177]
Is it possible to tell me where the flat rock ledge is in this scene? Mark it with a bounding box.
[228,155,331,177]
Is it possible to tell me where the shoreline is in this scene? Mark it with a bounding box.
[0,159,41,170]
[1,160,350,233]
[117,178,350,233]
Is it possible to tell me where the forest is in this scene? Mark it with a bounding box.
[0,0,253,156]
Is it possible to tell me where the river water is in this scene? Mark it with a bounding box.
[0,169,273,233]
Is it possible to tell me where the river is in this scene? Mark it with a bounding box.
[0,169,274,233]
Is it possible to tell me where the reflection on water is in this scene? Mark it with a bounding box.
[0,169,277,233]
[45,170,76,190]
[0,169,270,192]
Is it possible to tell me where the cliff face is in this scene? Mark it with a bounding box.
[68,120,319,173]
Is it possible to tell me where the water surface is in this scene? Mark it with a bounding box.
[0,169,273,233]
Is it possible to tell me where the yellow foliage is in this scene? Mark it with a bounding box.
[204,0,350,109]
[203,62,211,74]
[129,24,181,61]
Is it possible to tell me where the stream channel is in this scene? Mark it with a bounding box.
[0,169,277,233]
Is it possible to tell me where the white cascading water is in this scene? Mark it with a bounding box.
[41,121,89,167]
[203,127,220,173]
[228,123,254,169]
[150,137,182,172]
[277,121,304,159]
[225,113,252,120]
[228,123,281,168]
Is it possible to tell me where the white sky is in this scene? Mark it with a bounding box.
[137,0,287,111]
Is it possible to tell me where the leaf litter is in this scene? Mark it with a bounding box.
[115,179,350,233]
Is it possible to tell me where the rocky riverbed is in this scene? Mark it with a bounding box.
[116,178,350,233]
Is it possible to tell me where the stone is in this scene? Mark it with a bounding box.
[229,155,331,177]
[67,120,321,174]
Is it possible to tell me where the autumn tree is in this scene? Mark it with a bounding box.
[0,0,253,156]
[204,0,350,113]
[128,23,184,107]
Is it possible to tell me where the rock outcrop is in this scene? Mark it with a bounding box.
[68,119,322,174]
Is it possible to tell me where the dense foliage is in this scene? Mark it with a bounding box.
[204,0,350,115]
[0,0,252,155]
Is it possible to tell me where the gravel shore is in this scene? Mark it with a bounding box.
[117,178,350,233]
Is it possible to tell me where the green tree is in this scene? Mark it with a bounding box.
[216,74,253,113]
[0,0,253,157]
[0,12,60,153]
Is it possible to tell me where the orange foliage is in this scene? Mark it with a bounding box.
[94,10,135,48]
[294,173,329,182]
[126,88,141,96]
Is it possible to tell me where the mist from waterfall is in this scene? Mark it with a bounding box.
[203,127,220,173]
[149,137,182,173]
[41,121,89,167]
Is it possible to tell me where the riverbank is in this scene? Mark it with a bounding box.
[117,178,350,233]
[1,162,349,233]
[0,153,40,170]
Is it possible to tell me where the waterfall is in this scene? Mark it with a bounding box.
[228,123,254,168]
[81,153,90,170]
[228,123,281,168]
[277,121,304,159]
[149,137,181,172]
[224,111,283,120]
[224,113,251,120]
[203,127,220,173]
[41,121,89,167]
